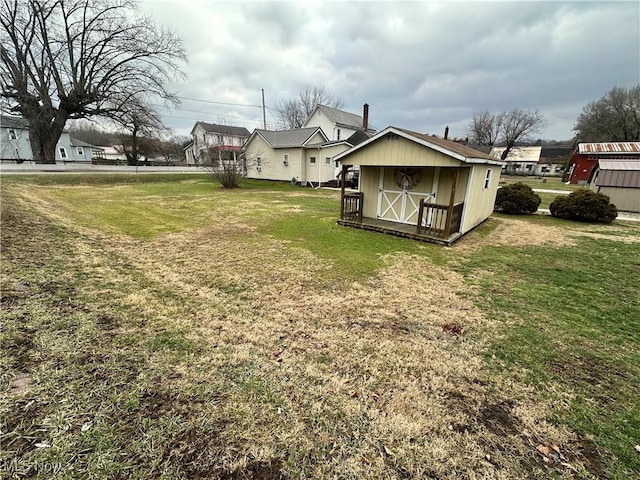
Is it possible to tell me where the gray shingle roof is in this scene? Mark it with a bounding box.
[197,122,250,137]
[70,138,100,148]
[256,127,325,148]
[317,105,364,130]
[1,115,29,129]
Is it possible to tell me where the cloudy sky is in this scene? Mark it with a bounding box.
[140,0,639,141]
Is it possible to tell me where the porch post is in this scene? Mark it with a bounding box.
[444,168,459,238]
[340,164,348,219]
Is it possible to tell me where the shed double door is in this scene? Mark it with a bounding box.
[378,188,426,224]
[376,167,436,225]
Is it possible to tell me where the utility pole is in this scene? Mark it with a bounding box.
[261,89,266,129]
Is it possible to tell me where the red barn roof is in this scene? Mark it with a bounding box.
[578,142,640,154]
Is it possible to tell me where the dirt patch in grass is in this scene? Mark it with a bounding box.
[457,216,639,254]
[455,217,577,252]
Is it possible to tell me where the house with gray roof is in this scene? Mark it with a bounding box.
[1,114,97,163]
[186,121,251,166]
[302,104,376,141]
[244,126,357,185]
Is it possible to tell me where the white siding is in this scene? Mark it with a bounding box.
[245,135,304,182]
[304,110,358,141]
[1,126,32,161]
[460,165,502,234]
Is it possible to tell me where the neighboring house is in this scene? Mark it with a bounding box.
[490,146,541,176]
[244,127,347,185]
[1,114,98,163]
[302,104,375,141]
[537,144,572,177]
[1,116,31,162]
[565,142,640,184]
[588,159,640,212]
[67,138,97,162]
[334,126,504,245]
[186,122,251,166]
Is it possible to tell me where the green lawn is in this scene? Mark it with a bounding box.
[1,174,638,479]
[500,174,580,192]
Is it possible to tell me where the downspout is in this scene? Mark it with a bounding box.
[315,145,322,189]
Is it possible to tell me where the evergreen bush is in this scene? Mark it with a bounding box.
[494,182,541,214]
[549,189,617,223]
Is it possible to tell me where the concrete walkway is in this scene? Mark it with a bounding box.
[532,188,570,195]
[537,208,640,222]
[0,163,208,174]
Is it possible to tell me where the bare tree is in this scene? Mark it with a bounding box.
[468,108,544,159]
[499,109,545,160]
[276,86,344,129]
[113,97,166,165]
[205,147,244,188]
[468,111,504,145]
[0,0,185,163]
[573,85,640,142]
[68,120,118,146]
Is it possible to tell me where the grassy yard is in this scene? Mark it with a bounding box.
[1,174,638,479]
[499,175,580,192]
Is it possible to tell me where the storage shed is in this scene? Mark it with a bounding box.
[334,127,504,244]
[588,159,640,213]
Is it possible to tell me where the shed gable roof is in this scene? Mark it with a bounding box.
[334,126,502,165]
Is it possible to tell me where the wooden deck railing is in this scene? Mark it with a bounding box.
[341,192,363,222]
[417,199,464,239]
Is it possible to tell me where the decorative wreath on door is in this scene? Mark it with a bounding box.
[393,168,421,190]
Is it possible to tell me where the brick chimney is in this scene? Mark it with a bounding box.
[362,103,369,130]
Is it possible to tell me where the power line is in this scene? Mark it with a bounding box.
[161,112,271,127]
[175,94,279,112]
[176,95,261,109]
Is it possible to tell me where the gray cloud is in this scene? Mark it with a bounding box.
[141,0,639,140]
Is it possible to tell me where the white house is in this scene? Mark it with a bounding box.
[302,104,375,141]
[186,122,251,166]
[244,127,354,185]
[1,114,96,163]
[490,146,542,176]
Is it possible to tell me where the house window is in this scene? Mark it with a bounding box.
[283,154,289,166]
[256,156,262,171]
[386,133,399,141]
[309,156,316,165]
[59,147,67,159]
[526,164,533,171]
[337,129,341,140]
[76,147,84,155]
[8,129,17,140]
[483,169,492,189]
[325,157,331,165]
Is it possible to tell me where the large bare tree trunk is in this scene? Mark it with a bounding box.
[25,111,68,164]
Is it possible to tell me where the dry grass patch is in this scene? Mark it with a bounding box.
[2,178,635,479]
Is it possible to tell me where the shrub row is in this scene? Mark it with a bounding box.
[494,183,617,223]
